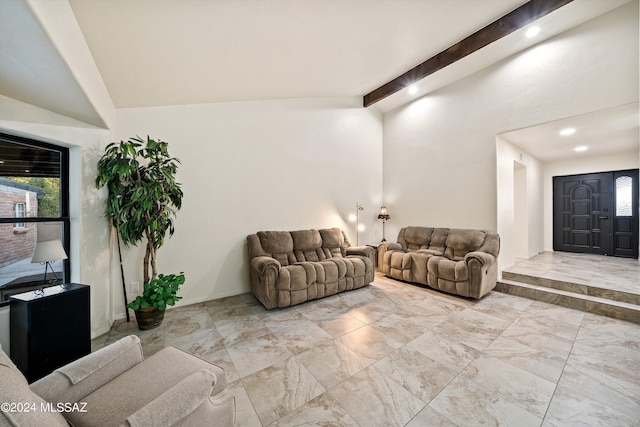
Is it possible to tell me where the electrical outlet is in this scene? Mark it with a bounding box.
[130,282,139,292]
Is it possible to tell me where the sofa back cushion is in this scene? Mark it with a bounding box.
[399,227,433,250]
[444,229,488,260]
[428,228,450,254]
[256,231,296,266]
[250,228,353,265]
[292,229,326,262]
[319,228,347,258]
[397,227,450,255]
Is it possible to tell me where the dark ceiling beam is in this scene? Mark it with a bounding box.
[363,0,574,107]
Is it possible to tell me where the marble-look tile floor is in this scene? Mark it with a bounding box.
[93,274,640,426]
[504,251,639,296]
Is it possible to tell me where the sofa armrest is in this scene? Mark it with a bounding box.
[31,335,144,404]
[464,251,498,298]
[249,256,281,309]
[464,251,496,266]
[346,246,376,271]
[345,245,374,258]
[250,256,281,275]
[380,242,402,252]
[124,370,235,427]
[378,242,403,272]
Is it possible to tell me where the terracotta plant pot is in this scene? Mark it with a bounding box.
[134,306,165,330]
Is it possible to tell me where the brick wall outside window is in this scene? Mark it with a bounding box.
[0,185,38,267]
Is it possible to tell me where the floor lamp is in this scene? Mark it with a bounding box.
[349,203,365,246]
[378,206,390,242]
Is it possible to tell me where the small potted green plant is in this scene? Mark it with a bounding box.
[127,272,186,330]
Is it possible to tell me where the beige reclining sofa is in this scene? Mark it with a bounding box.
[0,335,235,427]
[247,228,375,309]
[380,226,500,298]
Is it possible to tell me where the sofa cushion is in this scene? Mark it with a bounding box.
[416,249,443,256]
[409,252,432,284]
[401,226,433,250]
[444,229,486,261]
[389,251,408,270]
[257,231,296,266]
[278,265,313,290]
[321,259,348,281]
[428,228,449,254]
[0,345,68,427]
[428,257,468,281]
[319,228,346,258]
[292,229,326,262]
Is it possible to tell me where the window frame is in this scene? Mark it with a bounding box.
[13,202,26,229]
[0,133,70,303]
[614,175,633,218]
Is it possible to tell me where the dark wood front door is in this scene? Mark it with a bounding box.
[553,170,638,258]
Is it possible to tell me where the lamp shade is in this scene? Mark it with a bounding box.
[31,239,68,263]
[377,206,390,220]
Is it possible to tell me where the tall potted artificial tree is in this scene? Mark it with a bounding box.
[96,136,184,329]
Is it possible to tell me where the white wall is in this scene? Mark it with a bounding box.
[514,164,528,258]
[543,150,639,251]
[383,2,638,253]
[0,96,113,339]
[113,97,383,316]
[496,137,545,271]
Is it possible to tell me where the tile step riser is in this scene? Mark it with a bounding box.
[501,271,640,306]
[496,280,639,324]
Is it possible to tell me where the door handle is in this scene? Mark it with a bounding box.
[599,216,608,219]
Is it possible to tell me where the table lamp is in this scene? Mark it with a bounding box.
[31,239,68,285]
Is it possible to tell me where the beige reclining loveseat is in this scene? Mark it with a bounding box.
[0,335,235,426]
[247,228,375,309]
[380,226,500,298]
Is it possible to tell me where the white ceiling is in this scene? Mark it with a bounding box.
[0,0,103,127]
[0,0,637,162]
[67,0,527,108]
[500,103,639,163]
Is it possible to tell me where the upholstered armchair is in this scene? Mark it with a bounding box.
[0,335,235,427]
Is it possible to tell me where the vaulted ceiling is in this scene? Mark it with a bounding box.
[67,0,526,109]
[0,0,636,160]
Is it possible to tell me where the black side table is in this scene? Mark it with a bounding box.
[10,283,90,383]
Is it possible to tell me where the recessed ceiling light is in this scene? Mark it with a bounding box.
[408,85,418,95]
[0,160,4,164]
[574,146,588,152]
[526,26,540,38]
[559,128,576,136]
